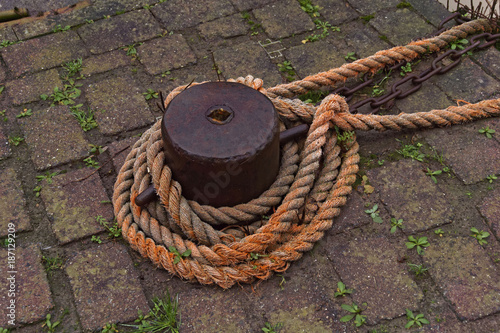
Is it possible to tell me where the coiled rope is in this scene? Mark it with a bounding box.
[113,19,500,288]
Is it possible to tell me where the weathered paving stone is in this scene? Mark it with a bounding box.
[0,26,17,41]
[423,237,500,320]
[5,69,62,106]
[151,0,235,31]
[0,128,11,160]
[179,288,255,333]
[0,63,6,82]
[138,35,197,75]
[395,82,453,114]
[433,58,500,102]
[86,76,155,135]
[474,47,500,81]
[408,0,454,27]
[0,245,53,327]
[108,137,138,173]
[423,119,500,184]
[198,14,248,39]
[41,168,111,244]
[367,159,454,232]
[325,236,423,324]
[0,168,31,238]
[65,242,149,330]
[478,186,500,240]
[229,0,276,11]
[285,39,347,78]
[253,0,315,39]
[77,10,163,54]
[370,9,435,46]
[314,0,358,25]
[18,105,89,170]
[347,0,400,14]
[0,31,88,77]
[214,42,282,86]
[81,50,132,77]
[340,20,390,58]
[328,192,372,235]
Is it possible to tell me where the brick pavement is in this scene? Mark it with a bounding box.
[0,0,499,332]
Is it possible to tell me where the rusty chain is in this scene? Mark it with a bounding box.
[331,14,500,115]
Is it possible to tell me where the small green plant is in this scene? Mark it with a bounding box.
[396,140,425,162]
[85,19,94,24]
[406,236,429,255]
[425,168,442,183]
[262,322,283,333]
[102,322,119,332]
[377,160,385,166]
[278,274,286,290]
[62,58,83,79]
[241,11,262,35]
[91,235,102,244]
[449,38,468,50]
[334,281,353,297]
[168,246,191,264]
[405,309,429,329]
[397,1,413,8]
[143,89,159,100]
[298,0,320,17]
[42,255,64,273]
[390,217,404,233]
[478,126,495,138]
[33,185,42,197]
[400,62,412,76]
[345,51,357,61]
[16,108,32,118]
[89,144,104,154]
[278,61,296,81]
[407,263,429,276]
[8,135,24,146]
[365,204,383,223]
[0,40,16,48]
[361,14,375,23]
[84,156,99,168]
[298,90,329,104]
[0,86,4,94]
[340,302,367,327]
[470,227,490,245]
[434,228,444,237]
[41,79,82,105]
[335,127,355,144]
[465,191,472,198]
[371,71,391,97]
[42,313,61,332]
[97,216,122,239]
[0,327,11,333]
[124,291,181,333]
[486,174,497,183]
[52,24,71,33]
[0,109,7,122]
[36,171,60,184]
[1,238,10,248]
[70,104,98,131]
[302,19,340,43]
[123,43,141,58]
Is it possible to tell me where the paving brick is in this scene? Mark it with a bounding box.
[0,128,11,160]
[4,69,62,106]
[65,242,149,330]
[327,192,372,235]
[367,159,454,232]
[433,58,500,102]
[423,237,500,320]
[0,26,16,41]
[1,31,88,77]
[229,0,276,11]
[138,35,197,75]
[0,63,6,82]
[0,168,31,238]
[347,0,400,14]
[423,119,500,184]
[395,82,452,114]
[85,75,154,135]
[408,0,454,27]
[478,186,500,240]
[340,20,391,58]
[41,169,111,244]
[151,0,235,31]
[198,14,248,39]
[77,10,163,54]
[325,236,423,324]
[214,42,282,86]
[253,0,315,39]
[0,245,53,326]
[370,9,435,46]
[285,39,347,78]
[108,137,138,173]
[315,0,358,25]
[18,105,89,170]
[474,47,500,81]
[81,50,132,77]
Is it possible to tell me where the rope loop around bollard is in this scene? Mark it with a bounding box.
[113,19,500,288]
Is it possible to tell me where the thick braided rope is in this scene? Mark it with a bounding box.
[113,19,500,288]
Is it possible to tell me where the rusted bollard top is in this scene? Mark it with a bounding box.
[161,81,280,207]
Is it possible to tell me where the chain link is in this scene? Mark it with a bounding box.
[332,15,500,115]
